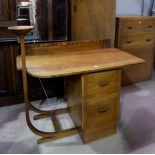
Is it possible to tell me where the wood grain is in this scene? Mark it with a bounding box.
[25,39,111,55]
[0,0,16,21]
[16,48,144,78]
[71,0,116,46]
[115,17,154,85]
[0,40,110,107]
[65,69,120,143]
[84,70,120,98]
[65,75,83,128]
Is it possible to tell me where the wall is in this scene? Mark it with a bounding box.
[116,0,154,16]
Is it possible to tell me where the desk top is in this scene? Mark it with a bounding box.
[17,48,144,78]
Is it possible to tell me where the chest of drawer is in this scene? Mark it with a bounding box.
[86,95,118,128]
[118,18,155,35]
[84,70,121,98]
[119,34,155,49]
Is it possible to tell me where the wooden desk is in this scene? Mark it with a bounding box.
[16,48,144,143]
[17,48,144,78]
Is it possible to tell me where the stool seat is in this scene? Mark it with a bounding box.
[8,26,34,36]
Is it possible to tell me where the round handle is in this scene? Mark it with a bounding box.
[126,41,132,44]
[148,25,153,28]
[98,81,108,87]
[146,39,151,42]
[97,107,108,113]
[127,27,133,29]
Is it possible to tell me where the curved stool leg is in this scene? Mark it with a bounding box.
[25,106,78,137]
[8,26,79,144]
[26,103,79,144]
[19,31,78,144]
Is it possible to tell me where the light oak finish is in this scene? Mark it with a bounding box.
[65,75,83,129]
[71,0,116,46]
[8,27,144,144]
[116,16,155,36]
[65,69,121,143]
[85,70,120,98]
[115,16,155,85]
[12,36,115,143]
[33,107,70,120]
[37,128,79,144]
[51,115,63,132]
[16,48,144,78]
[0,40,110,107]
[8,26,80,144]
[25,39,111,55]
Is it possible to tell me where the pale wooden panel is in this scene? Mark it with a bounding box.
[16,48,144,78]
[25,39,111,55]
[71,0,116,46]
[65,75,83,128]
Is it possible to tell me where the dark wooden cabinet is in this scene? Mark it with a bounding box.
[0,0,9,21]
[0,0,16,21]
[0,42,64,107]
[36,0,69,41]
[0,0,16,39]
[0,44,16,97]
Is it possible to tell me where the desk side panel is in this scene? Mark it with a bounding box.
[65,75,83,129]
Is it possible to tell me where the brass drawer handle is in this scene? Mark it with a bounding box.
[126,41,132,44]
[148,25,153,28]
[146,39,151,42]
[97,107,108,113]
[127,26,133,29]
[98,81,108,87]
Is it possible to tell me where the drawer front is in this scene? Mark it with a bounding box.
[119,34,155,49]
[86,95,118,128]
[120,19,155,35]
[84,70,121,98]
[84,122,116,143]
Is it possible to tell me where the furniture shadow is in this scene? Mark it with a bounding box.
[0,104,25,128]
[0,140,39,154]
[120,107,155,152]
[0,105,25,129]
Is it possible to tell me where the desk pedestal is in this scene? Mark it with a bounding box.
[65,69,121,143]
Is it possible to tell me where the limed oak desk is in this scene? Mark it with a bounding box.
[17,48,144,143]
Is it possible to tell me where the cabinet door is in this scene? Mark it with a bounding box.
[71,0,116,46]
[0,45,16,97]
[0,0,9,21]
[0,0,16,21]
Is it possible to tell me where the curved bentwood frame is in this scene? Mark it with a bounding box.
[8,26,78,144]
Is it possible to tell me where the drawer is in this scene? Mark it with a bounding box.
[120,19,155,35]
[86,95,118,128]
[84,70,121,98]
[119,34,155,49]
[83,122,116,143]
